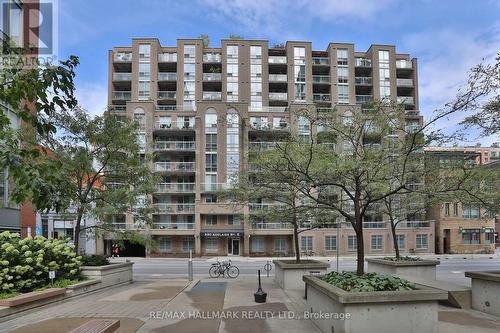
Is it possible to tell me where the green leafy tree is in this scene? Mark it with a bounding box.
[198,34,210,47]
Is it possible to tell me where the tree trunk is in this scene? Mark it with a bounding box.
[355,220,364,276]
[293,214,300,263]
[391,222,400,259]
[74,209,83,255]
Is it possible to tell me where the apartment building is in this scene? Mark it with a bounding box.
[425,147,497,254]
[107,37,433,257]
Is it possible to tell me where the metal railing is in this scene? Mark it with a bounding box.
[112,91,131,100]
[110,223,144,230]
[313,75,331,84]
[397,96,414,105]
[249,203,287,212]
[156,183,195,193]
[397,78,413,87]
[113,52,132,62]
[152,223,195,230]
[312,57,329,65]
[154,162,195,172]
[202,73,222,81]
[355,58,372,67]
[268,56,287,64]
[355,77,372,85]
[269,92,288,100]
[153,141,196,151]
[397,221,432,228]
[155,121,195,130]
[154,203,195,213]
[251,222,293,230]
[269,74,287,82]
[203,53,222,63]
[158,91,176,100]
[158,72,177,81]
[203,91,222,100]
[356,95,373,104]
[108,105,126,112]
[313,93,331,102]
[158,53,177,62]
[113,73,132,81]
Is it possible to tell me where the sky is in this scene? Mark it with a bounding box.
[58,0,500,145]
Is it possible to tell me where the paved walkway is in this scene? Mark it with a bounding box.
[1,276,500,332]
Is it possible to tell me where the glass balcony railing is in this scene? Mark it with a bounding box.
[153,141,196,151]
[154,162,195,172]
[249,203,287,212]
[203,53,222,63]
[397,78,413,87]
[156,183,195,193]
[112,91,131,100]
[269,92,288,100]
[200,183,230,192]
[202,73,222,81]
[397,221,432,229]
[312,75,330,84]
[158,91,176,100]
[203,92,222,100]
[313,93,331,102]
[155,120,195,130]
[268,74,287,82]
[108,105,126,112]
[113,52,132,62]
[158,72,177,81]
[158,53,177,62]
[355,77,372,85]
[397,96,415,105]
[249,141,285,151]
[355,58,372,67]
[268,56,287,64]
[356,95,373,104]
[251,222,293,230]
[113,73,132,81]
[312,57,329,65]
[152,223,195,230]
[154,203,195,214]
[396,60,412,69]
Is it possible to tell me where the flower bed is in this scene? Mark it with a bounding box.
[367,257,439,280]
[321,271,416,292]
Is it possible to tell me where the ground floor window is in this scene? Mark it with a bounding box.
[416,234,428,249]
[228,215,241,225]
[325,235,337,251]
[301,236,313,252]
[396,234,405,250]
[274,238,286,252]
[462,229,480,245]
[371,234,383,250]
[182,237,194,252]
[159,237,171,252]
[205,237,218,252]
[252,236,265,252]
[485,229,495,244]
[348,235,357,251]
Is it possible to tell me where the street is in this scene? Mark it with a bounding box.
[116,255,500,286]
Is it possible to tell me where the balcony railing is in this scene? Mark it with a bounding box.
[355,77,372,85]
[396,60,412,69]
[251,222,293,230]
[363,221,387,228]
[156,183,195,193]
[355,58,372,67]
[155,121,195,130]
[202,73,222,81]
[108,105,126,112]
[203,91,222,100]
[269,74,287,82]
[158,91,176,100]
[152,223,195,230]
[154,162,195,172]
[158,53,177,62]
[249,203,287,212]
[397,78,413,87]
[110,223,144,230]
[158,72,177,81]
[356,95,373,104]
[397,96,415,105]
[154,203,195,213]
[249,141,285,151]
[269,92,288,101]
[113,52,132,62]
[405,110,420,116]
[397,221,432,229]
[250,106,288,112]
[113,73,132,81]
[313,93,331,102]
[203,53,222,63]
[201,183,231,192]
[153,141,196,151]
[312,75,331,84]
[312,57,329,65]
[112,91,131,100]
[268,56,287,64]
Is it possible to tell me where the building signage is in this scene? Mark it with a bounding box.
[201,231,242,237]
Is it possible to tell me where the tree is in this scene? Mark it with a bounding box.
[198,34,210,47]
[37,108,157,253]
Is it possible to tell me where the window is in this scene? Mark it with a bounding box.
[348,235,357,251]
[227,45,238,58]
[139,44,151,60]
[228,215,241,225]
[485,229,495,244]
[205,194,217,203]
[252,237,265,252]
[205,154,217,172]
[275,238,286,252]
[138,82,150,100]
[416,234,428,249]
[205,113,218,128]
[445,203,450,216]
[139,63,150,79]
[205,215,217,226]
[325,236,337,251]
[453,203,459,217]
[462,204,480,219]
[396,235,405,250]
[206,134,217,152]
[378,50,390,99]
[301,236,313,252]
[182,237,194,252]
[184,45,196,62]
[205,238,218,252]
[371,235,383,250]
[159,237,171,252]
[462,229,480,245]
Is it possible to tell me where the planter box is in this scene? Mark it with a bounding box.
[465,271,500,316]
[0,288,65,307]
[80,262,133,288]
[367,258,439,280]
[274,260,329,290]
[303,275,447,333]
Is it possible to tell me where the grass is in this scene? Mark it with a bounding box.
[0,292,20,299]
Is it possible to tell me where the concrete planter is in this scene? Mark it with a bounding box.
[465,271,500,316]
[367,258,439,280]
[273,260,329,290]
[80,262,133,288]
[303,275,447,333]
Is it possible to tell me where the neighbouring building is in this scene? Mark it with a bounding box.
[425,147,498,254]
[106,37,434,257]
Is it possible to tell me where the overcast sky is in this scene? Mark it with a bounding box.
[58,0,500,145]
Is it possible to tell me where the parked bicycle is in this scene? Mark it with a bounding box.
[209,259,240,278]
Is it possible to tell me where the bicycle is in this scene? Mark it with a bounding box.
[209,259,240,278]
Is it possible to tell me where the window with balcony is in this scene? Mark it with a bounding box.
[325,236,337,251]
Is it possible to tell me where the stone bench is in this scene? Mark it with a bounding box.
[69,319,120,333]
[0,288,66,307]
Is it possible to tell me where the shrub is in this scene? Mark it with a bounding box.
[321,271,416,292]
[0,231,82,293]
[81,254,109,266]
[382,256,422,262]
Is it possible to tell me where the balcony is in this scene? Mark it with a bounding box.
[113,73,132,81]
[355,58,372,67]
[203,91,222,100]
[154,162,195,172]
[249,141,284,151]
[153,141,196,152]
[312,75,330,84]
[268,74,287,82]
[397,96,415,105]
[158,72,177,81]
[363,221,387,229]
[405,110,420,117]
[112,91,131,101]
[251,222,293,230]
[312,57,329,66]
[397,78,413,87]
[249,203,287,212]
[269,92,288,101]
[396,60,412,69]
[154,203,195,214]
[313,93,331,102]
[158,53,177,62]
[355,77,372,85]
[203,53,221,63]
[113,52,132,62]
[201,183,230,192]
[397,221,432,229]
[156,183,195,193]
[155,120,195,131]
[152,223,195,230]
[202,73,222,81]
[356,95,373,104]
[110,223,144,230]
[158,91,176,100]
[108,105,126,113]
[268,56,287,64]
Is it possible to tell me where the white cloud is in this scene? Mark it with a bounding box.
[74,82,108,117]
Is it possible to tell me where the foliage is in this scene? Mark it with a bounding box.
[0,232,82,293]
[322,271,416,292]
[382,256,422,262]
[229,34,242,39]
[34,278,86,290]
[198,34,210,47]
[80,254,109,266]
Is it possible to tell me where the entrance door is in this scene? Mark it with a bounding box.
[228,238,240,255]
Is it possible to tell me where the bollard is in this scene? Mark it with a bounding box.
[254,270,267,303]
[188,250,193,281]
